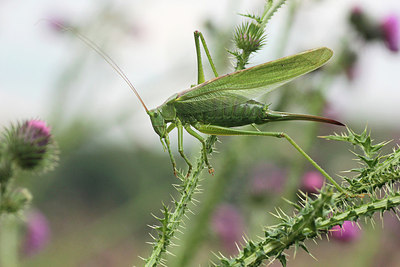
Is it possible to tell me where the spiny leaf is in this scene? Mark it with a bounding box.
[277,254,287,267]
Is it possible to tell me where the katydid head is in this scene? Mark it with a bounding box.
[147,108,167,138]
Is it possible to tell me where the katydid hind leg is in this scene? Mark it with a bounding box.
[195,31,219,78]
[194,124,345,193]
[194,31,219,86]
[184,125,215,175]
[194,31,205,84]
[176,121,193,177]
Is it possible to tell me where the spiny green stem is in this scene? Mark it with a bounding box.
[144,166,203,266]
[320,195,400,227]
[144,136,217,267]
[173,142,240,266]
[261,0,287,27]
[219,193,400,266]
[220,191,332,266]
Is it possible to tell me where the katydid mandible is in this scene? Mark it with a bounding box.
[70,29,345,191]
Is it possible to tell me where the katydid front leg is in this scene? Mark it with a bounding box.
[176,119,193,177]
[161,135,179,176]
[194,123,345,193]
[184,124,215,175]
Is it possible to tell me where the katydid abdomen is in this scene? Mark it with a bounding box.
[177,100,265,127]
[176,100,343,127]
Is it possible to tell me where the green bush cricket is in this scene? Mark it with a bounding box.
[66,28,345,192]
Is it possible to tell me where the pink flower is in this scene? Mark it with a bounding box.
[330,221,361,242]
[249,165,286,199]
[301,171,324,194]
[351,6,362,16]
[13,120,52,169]
[22,120,51,146]
[381,14,399,52]
[211,204,244,254]
[22,210,51,256]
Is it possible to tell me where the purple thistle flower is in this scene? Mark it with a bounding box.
[211,204,244,254]
[352,6,362,15]
[22,210,51,256]
[22,120,51,144]
[330,221,361,242]
[301,171,324,194]
[12,120,52,169]
[381,14,399,52]
[249,164,286,199]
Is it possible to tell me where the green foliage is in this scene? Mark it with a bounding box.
[212,128,400,266]
[323,128,399,194]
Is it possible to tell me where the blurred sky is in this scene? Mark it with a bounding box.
[0,0,400,146]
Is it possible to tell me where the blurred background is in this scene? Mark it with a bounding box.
[1,0,400,266]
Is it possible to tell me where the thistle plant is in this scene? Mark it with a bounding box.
[0,119,57,267]
[229,0,286,70]
[141,1,400,266]
[0,119,58,215]
[216,128,400,266]
[351,7,399,52]
[144,135,218,266]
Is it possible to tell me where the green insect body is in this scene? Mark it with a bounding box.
[69,28,346,193]
[165,99,342,128]
[146,45,343,178]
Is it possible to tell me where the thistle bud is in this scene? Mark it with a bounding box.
[1,188,32,213]
[234,22,265,53]
[350,7,399,53]
[0,160,13,183]
[349,7,381,41]
[8,120,53,170]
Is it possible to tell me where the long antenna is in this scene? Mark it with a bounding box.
[45,20,149,112]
